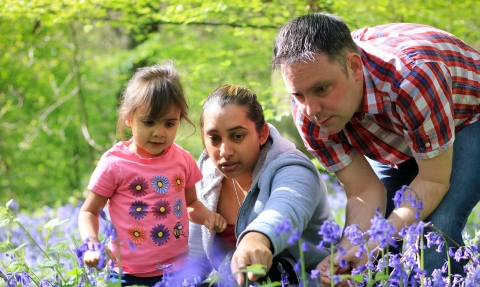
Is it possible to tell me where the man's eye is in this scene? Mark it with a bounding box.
[292,94,305,103]
[316,86,327,93]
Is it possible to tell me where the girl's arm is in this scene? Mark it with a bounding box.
[186,186,227,232]
[78,191,114,269]
[78,191,109,241]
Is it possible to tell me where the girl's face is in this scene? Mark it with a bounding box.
[126,106,180,158]
[202,103,269,181]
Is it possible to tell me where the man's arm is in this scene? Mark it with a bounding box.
[316,152,386,285]
[335,152,387,250]
[388,147,452,231]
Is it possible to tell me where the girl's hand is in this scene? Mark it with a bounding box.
[83,248,117,270]
[204,212,227,233]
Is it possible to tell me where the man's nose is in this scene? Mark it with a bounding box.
[303,96,322,118]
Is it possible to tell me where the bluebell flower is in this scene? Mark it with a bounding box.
[310,269,320,279]
[366,207,397,249]
[355,244,367,259]
[287,229,300,245]
[318,220,342,244]
[393,185,407,208]
[302,241,308,251]
[316,240,325,250]
[339,258,348,269]
[275,218,292,236]
[344,224,365,245]
[294,261,301,272]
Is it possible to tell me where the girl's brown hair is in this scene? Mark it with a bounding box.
[117,60,194,140]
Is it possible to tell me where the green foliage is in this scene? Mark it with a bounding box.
[0,0,479,210]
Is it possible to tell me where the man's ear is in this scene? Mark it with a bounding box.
[259,122,270,145]
[348,53,363,81]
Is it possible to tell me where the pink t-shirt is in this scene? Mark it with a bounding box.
[87,141,202,276]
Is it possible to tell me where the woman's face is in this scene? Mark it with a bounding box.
[202,103,269,180]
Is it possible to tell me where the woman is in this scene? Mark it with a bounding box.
[188,84,334,286]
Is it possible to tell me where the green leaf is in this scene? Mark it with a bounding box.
[49,240,70,253]
[0,218,10,227]
[245,263,267,276]
[42,218,70,231]
[38,259,59,269]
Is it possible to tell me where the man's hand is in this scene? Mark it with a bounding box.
[231,232,273,286]
[204,212,227,233]
[317,241,380,286]
[316,253,352,286]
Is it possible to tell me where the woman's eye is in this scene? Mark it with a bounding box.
[232,134,243,140]
[208,135,220,142]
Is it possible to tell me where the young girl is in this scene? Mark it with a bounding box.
[78,62,226,286]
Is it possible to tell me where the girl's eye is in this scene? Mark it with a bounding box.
[166,122,175,127]
[144,120,155,125]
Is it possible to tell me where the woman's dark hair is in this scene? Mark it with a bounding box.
[200,84,265,133]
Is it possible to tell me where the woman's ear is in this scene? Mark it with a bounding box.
[259,123,270,146]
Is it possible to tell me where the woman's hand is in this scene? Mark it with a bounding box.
[204,212,227,232]
[231,232,273,286]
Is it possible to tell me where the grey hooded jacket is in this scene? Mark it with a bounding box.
[188,124,334,277]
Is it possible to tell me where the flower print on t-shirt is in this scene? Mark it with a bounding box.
[172,173,185,192]
[151,175,170,194]
[129,201,148,220]
[151,224,170,246]
[128,177,149,197]
[152,199,171,220]
[128,223,147,245]
[173,198,183,218]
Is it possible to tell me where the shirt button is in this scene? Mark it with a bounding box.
[425,143,431,147]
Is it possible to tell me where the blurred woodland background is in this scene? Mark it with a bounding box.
[1,0,479,210]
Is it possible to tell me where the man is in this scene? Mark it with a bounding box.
[272,12,480,283]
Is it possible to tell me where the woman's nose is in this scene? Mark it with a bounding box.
[219,142,233,159]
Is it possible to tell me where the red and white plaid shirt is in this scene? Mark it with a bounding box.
[293,23,480,173]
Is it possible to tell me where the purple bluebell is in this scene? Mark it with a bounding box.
[366,207,397,249]
[274,218,292,236]
[344,224,365,245]
[318,220,342,244]
[310,269,320,279]
[287,229,300,245]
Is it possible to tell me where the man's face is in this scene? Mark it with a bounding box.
[281,52,364,135]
